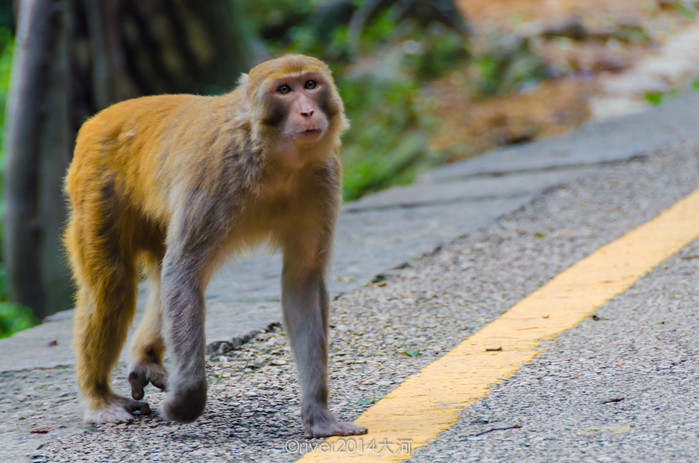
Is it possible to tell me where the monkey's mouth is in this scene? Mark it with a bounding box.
[296,128,324,140]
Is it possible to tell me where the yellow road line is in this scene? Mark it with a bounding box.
[296,188,699,462]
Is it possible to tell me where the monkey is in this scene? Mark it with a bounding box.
[64,54,368,438]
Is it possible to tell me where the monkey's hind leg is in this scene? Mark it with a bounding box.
[129,260,168,401]
[70,224,151,423]
[74,287,151,422]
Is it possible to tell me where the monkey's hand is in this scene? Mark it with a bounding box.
[128,361,168,400]
[303,407,368,438]
[161,375,208,423]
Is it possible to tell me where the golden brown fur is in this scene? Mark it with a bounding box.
[64,55,366,437]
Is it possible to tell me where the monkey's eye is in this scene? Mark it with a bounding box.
[277,84,291,94]
[304,80,317,90]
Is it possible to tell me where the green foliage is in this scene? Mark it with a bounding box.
[645,91,663,105]
[0,302,37,338]
[470,34,548,99]
[240,0,334,52]
[676,1,697,19]
[0,31,30,339]
[402,26,470,80]
[357,397,381,405]
[645,88,679,106]
[340,75,416,190]
[613,24,650,44]
[337,68,449,200]
[0,31,14,263]
[0,268,38,338]
[357,7,397,46]
[0,30,13,205]
[0,222,37,339]
[239,0,323,32]
[0,28,12,159]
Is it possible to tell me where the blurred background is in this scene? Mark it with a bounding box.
[2,0,699,334]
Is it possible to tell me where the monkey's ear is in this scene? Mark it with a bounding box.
[237,73,250,91]
[237,73,252,110]
[341,114,350,133]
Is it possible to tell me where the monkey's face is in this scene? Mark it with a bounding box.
[245,55,348,156]
[263,71,334,144]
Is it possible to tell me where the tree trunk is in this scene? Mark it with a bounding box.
[3,0,256,319]
[3,0,62,320]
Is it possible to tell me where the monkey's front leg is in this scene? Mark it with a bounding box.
[282,261,368,438]
[159,247,209,423]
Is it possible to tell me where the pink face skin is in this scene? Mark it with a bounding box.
[269,72,330,144]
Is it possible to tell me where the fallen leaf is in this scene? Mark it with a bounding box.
[30,428,53,434]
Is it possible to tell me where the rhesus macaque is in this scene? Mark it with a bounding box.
[64,55,367,438]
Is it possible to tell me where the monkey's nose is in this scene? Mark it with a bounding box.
[301,110,314,118]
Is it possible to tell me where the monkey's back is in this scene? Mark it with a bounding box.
[65,92,242,224]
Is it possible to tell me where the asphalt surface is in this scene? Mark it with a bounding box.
[1,94,699,462]
[409,144,699,463]
[412,242,699,463]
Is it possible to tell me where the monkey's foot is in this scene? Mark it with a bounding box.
[303,408,368,438]
[128,361,168,400]
[84,395,151,423]
[305,420,368,438]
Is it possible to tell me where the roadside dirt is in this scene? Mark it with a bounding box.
[432,0,699,159]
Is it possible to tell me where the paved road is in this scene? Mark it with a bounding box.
[413,227,699,462]
[2,94,699,461]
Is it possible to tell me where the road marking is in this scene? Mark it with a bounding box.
[295,188,699,462]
